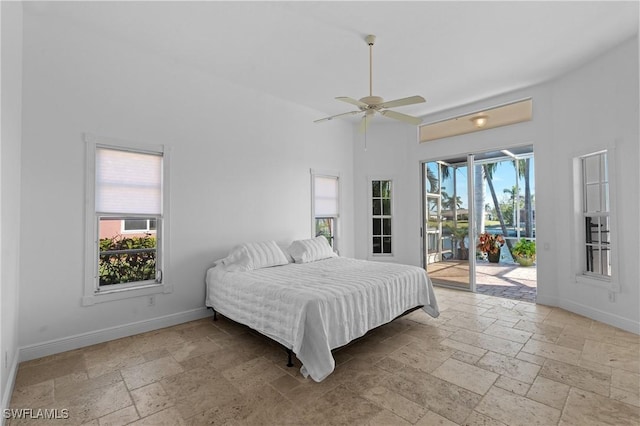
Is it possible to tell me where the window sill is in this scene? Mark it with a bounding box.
[82,282,172,306]
[575,274,620,292]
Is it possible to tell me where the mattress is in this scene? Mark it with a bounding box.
[205,256,439,382]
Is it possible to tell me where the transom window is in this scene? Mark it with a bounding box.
[371,179,392,255]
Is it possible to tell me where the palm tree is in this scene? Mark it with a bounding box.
[511,158,533,238]
[483,163,514,251]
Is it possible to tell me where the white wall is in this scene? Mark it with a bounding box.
[547,36,639,331]
[18,11,354,356]
[354,36,639,333]
[1,0,23,411]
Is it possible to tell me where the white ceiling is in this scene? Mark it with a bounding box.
[26,1,639,120]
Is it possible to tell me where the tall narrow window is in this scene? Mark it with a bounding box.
[84,135,169,305]
[371,179,392,255]
[312,171,339,250]
[581,151,611,278]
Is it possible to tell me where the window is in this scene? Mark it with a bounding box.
[123,218,157,233]
[84,134,170,305]
[581,151,611,278]
[371,179,392,255]
[311,171,339,251]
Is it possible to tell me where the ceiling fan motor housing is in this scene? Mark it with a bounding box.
[359,95,384,109]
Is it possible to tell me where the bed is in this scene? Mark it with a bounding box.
[205,238,439,382]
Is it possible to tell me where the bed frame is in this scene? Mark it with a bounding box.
[207,305,423,369]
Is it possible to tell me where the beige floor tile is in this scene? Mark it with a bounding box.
[128,407,185,426]
[450,329,524,357]
[475,386,561,426]
[166,336,223,363]
[361,385,426,423]
[57,381,133,425]
[54,371,123,401]
[444,314,496,332]
[440,337,488,357]
[560,387,640,426]
[540,359,610,396]
[515,351,547,366]
[9,291,638,426]
[610,368,640,407]
[415,410,459,426]
[477,351,540,384]
[14,354,86,388]
[365,409,412,425]
[9,380,54,407]
[221,356,287,393]
[514,319,563,342]
[493,375,530,396]
[521,339,582,365]
[387,341,454,373]
[381,358,482,424]
[526,376,571,410]
[483,323,533,343]
[463,411,509,426]
[98,405,139,426]
[431,358,498,395]
[121,357,184,390]
[131,382,174,418]
[582,339,640,374]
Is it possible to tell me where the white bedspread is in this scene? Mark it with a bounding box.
[205,257,439,382]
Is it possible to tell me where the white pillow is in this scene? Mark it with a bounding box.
[288,236,337,264]
[216,241,289,271]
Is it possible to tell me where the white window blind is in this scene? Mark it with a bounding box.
[314,175,339,216]
[96,147,162,215]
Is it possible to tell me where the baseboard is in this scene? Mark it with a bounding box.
[536,294,639,334]
[1,352,19,425]
[19,307,212,363]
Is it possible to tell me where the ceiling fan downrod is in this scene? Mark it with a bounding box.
[366,34,376,97]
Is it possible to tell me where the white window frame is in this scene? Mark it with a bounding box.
[572,145,619,292]
[83,133,172,306]
[310,169,340,254]
[368,176,395,259]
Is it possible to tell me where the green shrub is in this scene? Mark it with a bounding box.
[99,235,156,286]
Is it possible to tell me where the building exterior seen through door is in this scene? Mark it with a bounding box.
[422,146,536,297]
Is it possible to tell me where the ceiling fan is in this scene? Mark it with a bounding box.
[314,34,425,129]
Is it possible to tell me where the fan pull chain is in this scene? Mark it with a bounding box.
[364,116,368,151]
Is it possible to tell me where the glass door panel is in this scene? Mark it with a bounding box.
[423,160,473,290]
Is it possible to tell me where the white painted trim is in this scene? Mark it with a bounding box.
[19,307,211,363]
[1,353,19,424]
[535,294,639,335]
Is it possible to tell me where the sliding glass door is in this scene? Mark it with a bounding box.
[422,156,476,291]
[423,146,535,296]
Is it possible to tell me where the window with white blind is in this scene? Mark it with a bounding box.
[311,171,339,252]
[84,134,170,305]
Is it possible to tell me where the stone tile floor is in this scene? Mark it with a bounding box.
[8,287,639,425]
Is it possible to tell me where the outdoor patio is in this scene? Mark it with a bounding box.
[427,260,537,302]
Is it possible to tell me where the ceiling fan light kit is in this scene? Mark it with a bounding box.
[315,35,425,127]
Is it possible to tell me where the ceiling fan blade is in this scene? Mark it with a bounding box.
[358,114,373,134]
[379,95,426,109]
[380,109,423,125]
[336,97,369,108]
[314,110,361,123]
